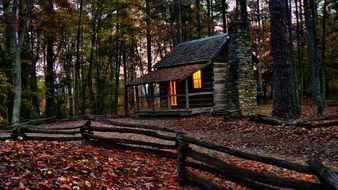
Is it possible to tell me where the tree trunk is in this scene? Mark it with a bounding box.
[74,0,83,116]
[195,0,201,38]
[114,4,120,115]
[11,0,31,123]
[123,48,128,116]
[221,0,227,33]
[176,0,183,43]
[88,10,101,114]
[239,0,248,21]
[45,0,56,117]
[207,0,211,36]
[145,0,154,109]
[286,0,301,113]
[320,0,327,115]
[256,0,264,103]
[269,0,300,118]
[295,0,303,106]
[304,0,325,116]
[11,0,21,123]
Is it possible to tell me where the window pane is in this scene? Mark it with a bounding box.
[170,81,177,106]
[193,70,202,88]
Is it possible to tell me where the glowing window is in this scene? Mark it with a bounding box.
[170,81,177,106]
[193,70,202,88]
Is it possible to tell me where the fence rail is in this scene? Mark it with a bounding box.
[0,116,337,190]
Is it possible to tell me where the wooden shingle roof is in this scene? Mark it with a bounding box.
[129,63,210,85]
[155,33,228,68]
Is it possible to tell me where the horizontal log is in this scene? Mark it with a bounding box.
[99,118,178,133]
[307,158,338,190]
[28,125,83,131]
[248,113,284,125]
[183,172,230,190]
[3,116,84,129]
[186,161,277,190]
[28,116,57,125]
[84,140,177,159]
[187,149,326,190]
[82,133,176,150]
[181,135,314,174]
[308,120,338,128]
[189,92,213,97]
[25,136,83,141]
[310,115,338,122]
[26,128,80,135]
[88,125,176,141]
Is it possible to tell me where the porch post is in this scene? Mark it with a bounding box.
[135,85,140,112]
[167,82,171,110]
[151,83,155,111]
[185,79,189,110]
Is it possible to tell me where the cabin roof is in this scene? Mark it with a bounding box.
[129,63,210,85]
[154,33,228,68]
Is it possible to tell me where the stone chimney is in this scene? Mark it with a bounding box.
[226,20,257,113]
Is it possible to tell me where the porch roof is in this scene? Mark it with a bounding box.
[129,63,210,85]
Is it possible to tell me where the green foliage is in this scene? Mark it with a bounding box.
[0,72,13,123]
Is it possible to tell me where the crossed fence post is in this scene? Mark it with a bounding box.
[176,133,190,185]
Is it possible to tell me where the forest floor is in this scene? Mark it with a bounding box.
[0,103,337,189]
[114,103,338,169]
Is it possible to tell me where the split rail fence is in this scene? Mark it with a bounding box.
[0,116,337,190]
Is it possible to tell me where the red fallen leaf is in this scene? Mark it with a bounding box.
[36,153,48,160]
[147,176,155,181]
[36,161,47,167]
[59,183,72,190]
[165,173,177,184]
[51,141,59,145]
[38,181,49,187]
[144,182,154,189]
[18,181,27,190]
[11,176,21,180]
[235,184,246,190]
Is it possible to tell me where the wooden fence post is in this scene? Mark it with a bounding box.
[176,133,189,184]
[80,120,92,141]
[11,126,27,140]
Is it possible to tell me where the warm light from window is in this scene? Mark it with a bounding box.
[193,70,202,88]
[170,81,177,106]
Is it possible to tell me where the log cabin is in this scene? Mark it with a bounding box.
[129,21,257,116]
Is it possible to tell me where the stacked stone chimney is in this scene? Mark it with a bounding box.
[226,20,257,113]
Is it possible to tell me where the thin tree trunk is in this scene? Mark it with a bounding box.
[304,0,324,116]
[88,10,101,114]
[176,0,183,43]
[256,0,264,103]
[286,0,301,113]
[239,0,248,21]
[30,7,40,116]
[74,0,83,116]
[295,0,303,106]
[195,0,201,38]
[221,0,227,33]
[114,4,120,115]
[123,48,128,116]
[304,0,316,100]
[145,0,153,109]
[45,0,56,117]
[207,0,211,36]
[320,0,327,115]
